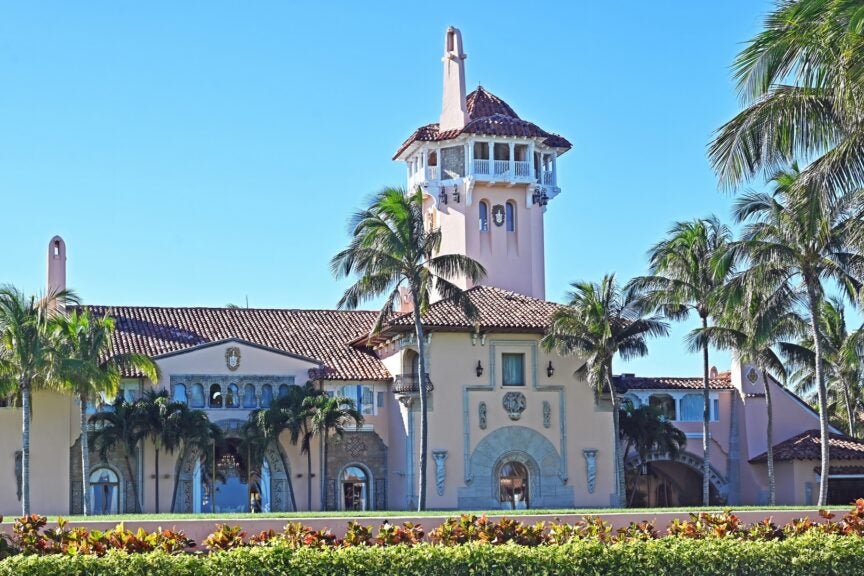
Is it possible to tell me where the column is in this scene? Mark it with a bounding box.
[509,141,515,182]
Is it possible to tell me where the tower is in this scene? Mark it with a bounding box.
[394,27,571,300]
[47,235,67,310]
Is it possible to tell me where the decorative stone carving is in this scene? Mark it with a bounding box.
[478,401,487,429]
[502,391,526,421]
[542,401,551,428]
[432,450,448,496]
[747,368,759,383]
[345,436,367,458]
[225,347,241,371]
[583,449,598,494]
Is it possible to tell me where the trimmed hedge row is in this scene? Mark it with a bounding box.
[2,534,864,576]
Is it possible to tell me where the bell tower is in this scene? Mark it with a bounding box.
[47,235,67,311]
[394,27,571,300]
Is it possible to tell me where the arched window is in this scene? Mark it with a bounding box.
[242,384,257,409]
[499,462,529,509]
[190,384,205,408]
[226,383,239,408]
[479,201,489,232]
[209,384,223,408]
[341,466,370,511]
[505,201,516,232]
[261,384,274,408]
[90,468,119,515]
[649,394,676,420]
[278,384,290,399]
[173,384,187,405]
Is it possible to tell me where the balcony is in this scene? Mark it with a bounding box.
[392,373,434,394]
[473,159,490,176]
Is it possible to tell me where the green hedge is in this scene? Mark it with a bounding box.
[3,534,864,576]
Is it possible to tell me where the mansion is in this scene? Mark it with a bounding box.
[3,27,864,517]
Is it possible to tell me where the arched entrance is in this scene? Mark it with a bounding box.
[172,419,295,513]
[498,461,529,509]
[340,464,372,511]
[624,451,727,507]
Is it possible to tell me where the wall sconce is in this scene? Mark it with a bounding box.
[546,361,555,377]
[438,189,448,205]
[475,360,484,378]
[452,185,461,203]
[532,188,549,207]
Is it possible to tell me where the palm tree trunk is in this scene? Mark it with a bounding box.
[80,395,91,516]
[762,370,775,505]
[322,436,328,510]
[805,276,829,506]
[306,440,313,512]
[124,453,140,513]
[607,366,625,508]
[842,383,855,438]
[20,376,31,516]
[701,315,711,506]
[411,288,428,512]
[154,446,160,513]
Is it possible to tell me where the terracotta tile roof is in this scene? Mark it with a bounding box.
[466,86,519,118]
[750,430,864,463]
[614,373,735,392]
[80,305,390,381]
[393,87,571,159]
[383,285,559,333]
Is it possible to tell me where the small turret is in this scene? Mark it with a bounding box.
[47,236,67,310]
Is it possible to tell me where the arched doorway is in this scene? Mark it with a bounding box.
[624,451,727,507]
[90,467,120,515]
[340,465,372,511]
[498,461,529,509]
[172,419,295,513]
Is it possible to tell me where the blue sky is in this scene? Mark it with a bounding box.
[0,1,780,376]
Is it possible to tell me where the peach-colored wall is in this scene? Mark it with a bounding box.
[0,391,73,517]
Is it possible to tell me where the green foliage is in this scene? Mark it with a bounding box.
[5,534,864,576]
[202,524,246,552]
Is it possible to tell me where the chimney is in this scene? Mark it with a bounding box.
[439,26,469,132]
[47,236,67,311]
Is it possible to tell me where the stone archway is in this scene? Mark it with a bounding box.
[458,426,573,509]
[625,450,728,504]
[171,419,295,513]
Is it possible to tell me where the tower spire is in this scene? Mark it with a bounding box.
[439,26,469,132]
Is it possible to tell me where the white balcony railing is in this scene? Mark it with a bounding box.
[493,160,510,177]
[540,171,554,185]
[426,166,439,181]
[514,161,531,179]
[473,159,490,175]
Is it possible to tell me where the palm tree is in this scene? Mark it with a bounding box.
[710,0,864,200]
[248,383,321,511]
[619,403,687,506]
[52,310,159,515]
[732,165,864,504]
[131,389,221,514]
[330,186,485,511]
[0,285,77,515]
[692,277,803,505]
[628,217,734,505]
[307,392,362,510]
[783,297,864,437]
[541,274,669,507]
[89,397,144,512]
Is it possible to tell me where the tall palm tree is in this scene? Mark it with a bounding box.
[330,186,485,511]
[541,274,669,507]
[628,217,734,505]
[52,310,159,515]
[89,397,143,512]
[307,393,362,510]
[732,165,864,504]
[710,0,864,200]
[692,276,803,505]
[783,297,864,437]
[619,403,687,506]
[0,285,77,515]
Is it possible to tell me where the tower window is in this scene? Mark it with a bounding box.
[505,201,516,232]
[479,201,489,232]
